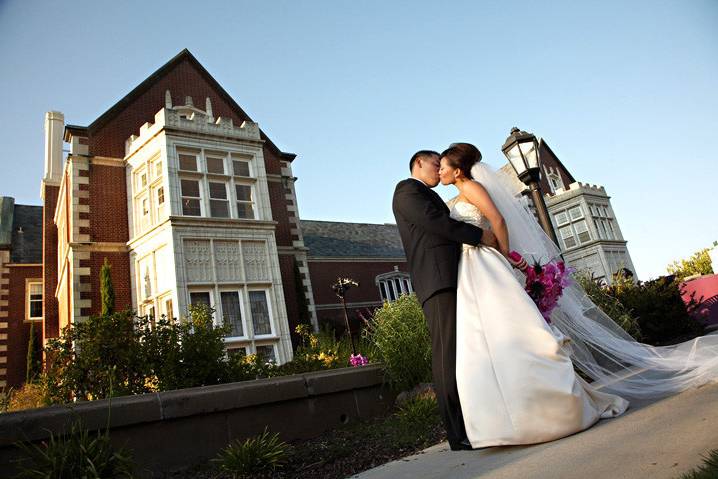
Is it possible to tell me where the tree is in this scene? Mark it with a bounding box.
[667,247,714,283]
[100,257,115,316]
[25,321,41,383]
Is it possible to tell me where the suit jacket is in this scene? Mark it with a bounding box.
[392,178,484,305]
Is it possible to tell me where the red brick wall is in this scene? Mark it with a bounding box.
[5,266,42,388]
[88,165,129,242]
[308,260,408,332]
[87,58,282,178]
[88,252,132,317]
[42,184,59,341]
[268,182,292,247]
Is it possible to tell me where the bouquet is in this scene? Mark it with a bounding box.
[509,251,572,324]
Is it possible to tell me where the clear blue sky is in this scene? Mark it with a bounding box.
[1,0,716,279]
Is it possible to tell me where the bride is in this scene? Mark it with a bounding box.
[438,142,718,448]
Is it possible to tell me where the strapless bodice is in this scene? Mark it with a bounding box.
[450,201,491,229]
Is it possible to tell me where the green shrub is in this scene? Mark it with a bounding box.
[667,247,714,283]
[678,449,718,479]
[396,393,439,427]
[576,273,642,340]
[1,387,11,413]
[608,275,705,345]
[43,310,149,402]
[365,294,432,392]
[14,419,133,478]
[212,428,290,478]
[7,383,48,412]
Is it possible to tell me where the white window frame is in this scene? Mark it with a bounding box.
[180,177,203,216]
[254,343,278,364]
[208,180,230,218]
[246,288,275,338]
[219,288,248,339]
[376,271,413,302]
[234,182,256,220]
[26,280,43,321]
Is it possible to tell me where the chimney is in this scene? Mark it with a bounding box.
[43,111,64,185]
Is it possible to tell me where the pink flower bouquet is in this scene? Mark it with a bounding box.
[510,251,572,324]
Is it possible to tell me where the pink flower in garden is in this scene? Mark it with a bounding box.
[349,354,369,367]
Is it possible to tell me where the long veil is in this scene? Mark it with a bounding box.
[471,161,718,399]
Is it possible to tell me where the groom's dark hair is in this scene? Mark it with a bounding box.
[409,150,440,172]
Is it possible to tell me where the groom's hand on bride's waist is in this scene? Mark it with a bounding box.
[479,229,498,249]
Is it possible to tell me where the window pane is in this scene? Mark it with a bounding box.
[227,347,247,358]
[190,292,211,307]
[181,179,200,197]
[256,345,276,363]
[165,298,173,319]
[235,184,252,201]
[221,291,243,337]
[233,160,251,177]
[30,300,42,318]
[249,291,271,335]
[379,282,387,301]
[179,154,197,171]
[206,157,225,174]
[157,187,165,205]
[182,199,201,216]
[555,212,569,226]
[236,202,254,219]
[209,182,227,199]
[30,283,42,295]
[210,200,229,218]
[569,206,583,220]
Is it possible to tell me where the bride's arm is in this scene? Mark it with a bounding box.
[462,181,510,257]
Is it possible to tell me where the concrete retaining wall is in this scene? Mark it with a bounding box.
[0,365,393,477]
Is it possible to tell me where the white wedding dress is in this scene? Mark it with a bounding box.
[451,200,629,448]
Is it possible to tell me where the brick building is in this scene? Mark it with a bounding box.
[0,197,43,389]
[33,49,319,369]
[300,220,409,331]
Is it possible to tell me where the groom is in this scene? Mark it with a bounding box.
[392,150,497,451]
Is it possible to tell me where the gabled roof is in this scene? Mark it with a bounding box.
[300,220,405,258]
[539,138,576,184]
[11,205,43,263]
[84,49,295,161]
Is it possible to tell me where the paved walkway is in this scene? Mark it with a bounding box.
[353,382,718,479]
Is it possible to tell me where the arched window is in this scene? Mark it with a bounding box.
[375,269,413,302]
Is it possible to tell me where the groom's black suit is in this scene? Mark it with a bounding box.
[392,178,484,449]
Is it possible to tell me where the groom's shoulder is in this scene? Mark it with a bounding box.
[395,178,420,193]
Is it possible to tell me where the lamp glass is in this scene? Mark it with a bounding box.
[519,140,539,169]
[506,143,526,175]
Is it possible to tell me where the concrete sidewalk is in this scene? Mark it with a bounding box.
[353,382,718,479]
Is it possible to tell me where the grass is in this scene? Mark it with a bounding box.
[678,449,718,479]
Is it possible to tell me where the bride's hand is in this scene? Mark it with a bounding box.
[506,251,528,271]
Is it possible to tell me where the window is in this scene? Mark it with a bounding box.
[190,291,211,308]
[181,179,202,216]
[547,172,563,193]
[142,198,149,216]
[233,159,251,177]
[256,345,277,363]
[559,226,577,249]
[235,184,255,219]
[376,271,413,302]
[27,282,42,319]
[574,220,591,243]
[209,181,230,218]
[555,211,569,226]
[140,172,147,188]
[157,186,165,205]
[178,153,198,171]
[221,291,244,337]
[155,161,162,177]
[164,298,174,320]
[249,290,272,335]
[227,347,247,358]
[206,156,225,174]
[568,206,584,220]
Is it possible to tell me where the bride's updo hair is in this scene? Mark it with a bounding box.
[441,143,482,180]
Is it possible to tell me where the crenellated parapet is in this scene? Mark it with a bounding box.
[125,102,261,158]
[553,182,607,196]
